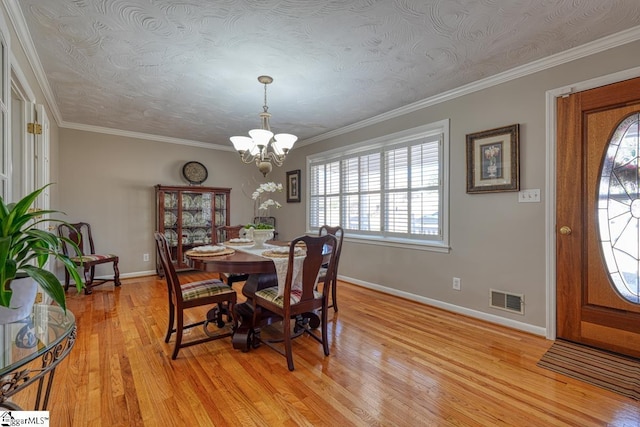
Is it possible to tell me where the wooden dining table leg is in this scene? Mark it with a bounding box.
[241,272,278,300]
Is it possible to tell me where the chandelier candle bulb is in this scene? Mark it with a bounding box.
[230,75,297,176]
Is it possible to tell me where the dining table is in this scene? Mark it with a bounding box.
[185,241,321,352]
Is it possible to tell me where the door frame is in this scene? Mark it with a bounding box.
[545,66,640,339]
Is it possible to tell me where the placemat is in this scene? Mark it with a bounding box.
[224,240,254,246]
[262,248,306,258]
[185,248,235,257]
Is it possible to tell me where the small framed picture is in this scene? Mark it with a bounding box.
[466,124,520,193]
[286,169,301,203]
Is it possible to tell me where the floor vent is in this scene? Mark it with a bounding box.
[490,289,524,314]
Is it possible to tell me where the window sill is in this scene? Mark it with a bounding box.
[342,234,451,253]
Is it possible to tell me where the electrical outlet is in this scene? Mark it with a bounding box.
[143,253,150,262]
[453,277,461,291]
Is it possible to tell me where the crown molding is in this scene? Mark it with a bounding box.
[61,121,234,151]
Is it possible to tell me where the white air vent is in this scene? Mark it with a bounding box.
[490,289,524,315]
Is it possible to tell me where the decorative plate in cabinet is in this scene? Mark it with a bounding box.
[193,212,208,226]
[164,193,177,209]
[164,212,177,227]
[182,212,194,226]
[215,211,223,225]
[182,194,193,210]
[164,230,178,246]
[192,228,208,244]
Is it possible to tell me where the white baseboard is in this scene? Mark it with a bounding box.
[65,270,158,286]
[119,270,158,279]
[341,275,547,337]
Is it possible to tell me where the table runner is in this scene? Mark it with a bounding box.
[226,243,305,296]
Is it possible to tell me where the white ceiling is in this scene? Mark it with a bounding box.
[10,0,640,148]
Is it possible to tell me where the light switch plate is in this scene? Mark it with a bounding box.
[518,189,540,203]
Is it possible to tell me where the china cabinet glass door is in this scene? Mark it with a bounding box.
[156,185,230,272]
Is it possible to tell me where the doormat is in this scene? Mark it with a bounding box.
[537,339,640,400]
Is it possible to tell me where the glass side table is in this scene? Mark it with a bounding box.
[0,304,76,410]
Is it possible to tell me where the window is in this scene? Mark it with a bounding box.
[598,112,640,303]
[308,120,449,251]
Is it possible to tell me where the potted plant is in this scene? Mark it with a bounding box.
[0,185,84,323]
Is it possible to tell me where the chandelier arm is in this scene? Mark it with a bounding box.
[239,151,257,164]
[265,151,286,167]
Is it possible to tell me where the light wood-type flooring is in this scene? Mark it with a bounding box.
[12,272,640,426]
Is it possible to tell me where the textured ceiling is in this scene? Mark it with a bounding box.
[11,0,640,147]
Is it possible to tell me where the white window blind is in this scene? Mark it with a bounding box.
[308,120,449,249]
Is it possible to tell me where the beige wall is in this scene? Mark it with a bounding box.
[57,130,269,276]
[274,40,640,331]
[5,0,640,333]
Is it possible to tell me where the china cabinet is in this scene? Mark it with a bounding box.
[155,185,231,272]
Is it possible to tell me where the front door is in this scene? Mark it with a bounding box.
[557,77,640,357]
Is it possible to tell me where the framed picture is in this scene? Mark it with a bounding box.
[286,169,301,203]
[466,124,520,193]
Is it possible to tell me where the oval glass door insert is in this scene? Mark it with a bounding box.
[598,112,640,304]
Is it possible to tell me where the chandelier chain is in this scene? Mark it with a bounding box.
[263,81,269,113]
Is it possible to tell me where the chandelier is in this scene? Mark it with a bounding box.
[230,75,297,177]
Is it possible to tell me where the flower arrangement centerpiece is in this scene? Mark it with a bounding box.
[244,182,282,248]
[245,182,283,229]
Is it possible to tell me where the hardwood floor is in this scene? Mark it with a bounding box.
[13,272,639,426]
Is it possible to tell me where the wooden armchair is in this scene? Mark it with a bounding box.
[252,234,338,371]
[215,225,245,244]
[57,222,121,294]
[154,232,237,359]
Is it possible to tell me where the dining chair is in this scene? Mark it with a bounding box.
[216,225,250,286]
[318,225,344,312]
[154,232,237,360]
[57,222,121,294]
[215,224,244,244]
[252,233,338,371]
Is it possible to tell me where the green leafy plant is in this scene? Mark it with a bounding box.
[244,222,275,230]
[0,185,84,312]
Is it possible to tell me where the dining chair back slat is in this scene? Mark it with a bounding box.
[318,225,344,312]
